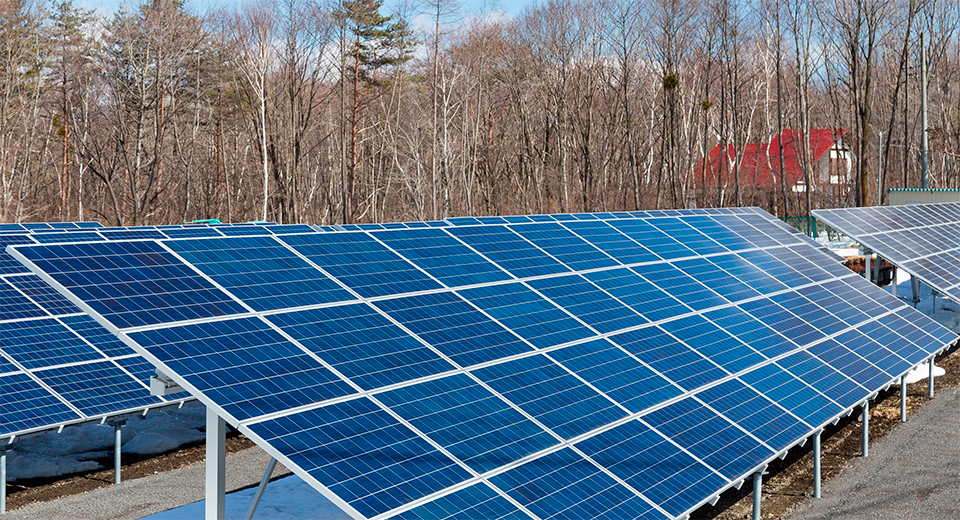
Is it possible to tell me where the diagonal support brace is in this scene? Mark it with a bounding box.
[244,457,278,520]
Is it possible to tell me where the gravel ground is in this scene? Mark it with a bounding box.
[4,444,291,520]
[785,386,960,519]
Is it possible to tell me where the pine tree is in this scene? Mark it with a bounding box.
[335,0,412,223]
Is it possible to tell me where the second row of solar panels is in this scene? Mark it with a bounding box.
[0,221,317,442]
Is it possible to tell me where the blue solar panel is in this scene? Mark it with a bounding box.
[643,397,772,480]
[0,235,37,274]
[0,222,226,440]
[775,351,865,409]
[458,283,593,349]
[33,360,161,416]
[695,379,810,451]
[129,317,355,421]
[636,262,728,311]
[13,208,957,520]
[393,482,527,520]
[578,419,726,518]
[374,292,533,367]
[584,268,690,322]
[561,221,659,264]
[704,306,795,358]
[659,315,765,374]
[267,304,455,389]
[6,274,81,315]
[607,219,699,259]
[371,228,511,287]
[526,275,648,333]
[488,448,666,519]
[508,223,618,270]
[165,236,355,311]
[247,398,472,519]
[218,226,273,236]
[267,224,317,235]
[60,314,136,357]
[0,373,80,436]
[161,227,224,238]
[114,355,167,387]
[610,326,728,391]
[0,282,48,321]
[674,257,761,303]
[280,233,443,297]
[98,229,166,240]
[445,226,569,278]
[738,362,842,426]
[0,318,103,369]
[13,241,248,328]
[378,374,557,473]
[30,231,104,243]
[474,355,627,439]
[550,339,681,413]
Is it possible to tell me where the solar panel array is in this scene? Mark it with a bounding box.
[0,221,318,442]
[11,208,955,520]
[814,203,960,300]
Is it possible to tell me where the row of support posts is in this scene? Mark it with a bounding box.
[0,420,125,516]
[771,359,936,519]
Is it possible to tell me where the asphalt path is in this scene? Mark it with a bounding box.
[786,386,960,519]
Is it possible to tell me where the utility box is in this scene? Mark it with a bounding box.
[888,188,960,205]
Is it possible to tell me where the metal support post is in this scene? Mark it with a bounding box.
[929,359,935,397]
[752,470,762,520]
[911,275,920,307]
[901,375,907,422]
[813,431,821,499]
[864,251,871,283]
[244,457,278,520]
[110,420,125,485]
[873,256,881,285]
[892,268,898,297]
[206,407,226,520]
[862,402,869,457]
[1,446,7,515]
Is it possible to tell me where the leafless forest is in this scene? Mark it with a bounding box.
[1,0,959,225]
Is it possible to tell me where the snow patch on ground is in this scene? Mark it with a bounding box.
[815,230,857,250]
[141,474,350,520]
[6,402,205,481]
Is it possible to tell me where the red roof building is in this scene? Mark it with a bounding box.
[693,129,851,191]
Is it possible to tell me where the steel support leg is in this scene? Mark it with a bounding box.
[929,359,935,397]
[752,470,762,520]
[813,432,821,498]
[862,402,869,458]
[206,407,226,520]
[244,457,277,520]
[892,268,898,297]
[864,252,871,283]
[112,421,124,484]
[911,276,920,307]
[901,375,907,422]
[1,447,7,515]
